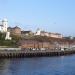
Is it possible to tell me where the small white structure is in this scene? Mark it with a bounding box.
[5,32,12,40]
[35,28,41,35]
[61,48,64,51]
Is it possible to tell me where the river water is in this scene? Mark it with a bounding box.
[0,55,75,75]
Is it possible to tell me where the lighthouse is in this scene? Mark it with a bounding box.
[0,18,12,40]
[1,18,8,32]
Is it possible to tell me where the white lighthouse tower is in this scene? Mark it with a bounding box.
[0,18,11,40]
[1,18,8,32]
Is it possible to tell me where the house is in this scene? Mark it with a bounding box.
[49,32,63,38]
[7,26,21,36]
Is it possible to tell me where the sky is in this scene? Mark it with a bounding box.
[0,0,75,36]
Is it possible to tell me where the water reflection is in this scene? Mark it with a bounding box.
[0,59,11,75]
[0,55,75,75]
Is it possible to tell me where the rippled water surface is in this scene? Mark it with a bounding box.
[0,55,75,75]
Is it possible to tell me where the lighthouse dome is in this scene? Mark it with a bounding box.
[2,18,8,22]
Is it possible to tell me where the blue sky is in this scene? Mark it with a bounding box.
[0,0,75,36]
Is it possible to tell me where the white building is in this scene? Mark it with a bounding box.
[35,28,63,38]
[49,32,63,38]
[35,28,41,35]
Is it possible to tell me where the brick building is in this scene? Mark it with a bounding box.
[8,26,21,36]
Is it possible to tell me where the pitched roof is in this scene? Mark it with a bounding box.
[13,26,21,29]
[21,31,31,34]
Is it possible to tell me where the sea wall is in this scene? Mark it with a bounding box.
[0,49,75,58]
